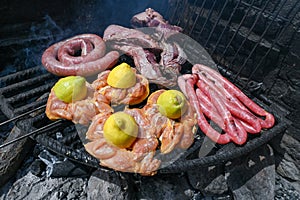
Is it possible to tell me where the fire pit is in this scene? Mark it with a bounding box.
[0,0,299,199]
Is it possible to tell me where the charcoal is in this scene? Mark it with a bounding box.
[136,173,192,200]
[0,126,34,187]
[225,144,276,200]
[38,149,90,177]
[187,165,228,195]
[28,159,46,176]
[87,168,135,200]
[275,174,300,200]
[269,133,300,194]
[0,172,88,200]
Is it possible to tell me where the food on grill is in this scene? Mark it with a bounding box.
[103,112,138,148]
[178,64,275,145]
[52,76,87,103]
[106,63,137,89]
[92,65,149,105]
[41,8,278,175]
[84,89,196,175]
[46,81,113,125]
[131,8,182,38]
[103,24,186,87]
[84,109,161,176]
[156,90,188,119]
[144,90,196,153]
[41,34,119,76]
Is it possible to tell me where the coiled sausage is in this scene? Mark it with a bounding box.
[42,34,119,76]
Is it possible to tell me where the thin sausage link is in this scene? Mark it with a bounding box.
[196,69,262,133]
[196,78,246,145]
[186,78,231,144]
[193,64,275,128]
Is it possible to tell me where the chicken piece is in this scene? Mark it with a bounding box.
[92,69,149,105]
[46,83,113,125]
[143,90,197,154]
[84,109,161,176]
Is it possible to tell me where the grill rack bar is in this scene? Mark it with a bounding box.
[197,0,218,39]
[247,2,300,86]
[224,0,272,75]
[0,66,56,119]
[188,0,207,36]
[0,119,62,149]
[210,0,242,56]
[15,112,100,169]
[204,0,229,48]
[0,104,46,127]
[232,0,291,82]
[0,2,297,173]
[168,0,300,88]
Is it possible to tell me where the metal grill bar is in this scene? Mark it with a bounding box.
[0,119,63,149]
[14,98,47,115]
[216,0,255,70]
[204,0,230,47]
[169,0,182,25]
[225,0,272,73]
[189,0,207,36]
[233,0,290,83]
[197,0,218,39]
[0,73,53,97]
[210,0,242,55]
[0,65,55,119]
[0,66,43,86]
[6,83,54,105]
[239,0,295,23]
[175,0,189,27]
[182,0,199,31]
[247,2,300,85]
[0,105,46,127]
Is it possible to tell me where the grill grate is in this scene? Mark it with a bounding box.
[0,60,290,173]
[16,113,100,169]
[0,1,296,174]
[0,66,57,118]
[0,65,100,169]
[167,0,300,85]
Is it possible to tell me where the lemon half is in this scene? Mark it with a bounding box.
[103,112,138,148]
[157,90,188,119]
[53,76,87,103]
[107,63,136,88]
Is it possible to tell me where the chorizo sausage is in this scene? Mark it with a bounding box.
[195,70,262,134]
[196,79,247,145]
[185,76,231,144]
[193,64,275,129]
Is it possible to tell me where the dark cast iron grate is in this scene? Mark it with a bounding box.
[0,57,290,174]
[0,0,297,174]
[167,0,300,84]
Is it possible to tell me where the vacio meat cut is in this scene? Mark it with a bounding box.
[42,8,275,175]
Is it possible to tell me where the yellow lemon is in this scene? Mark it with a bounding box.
[157,90,188,119]
[107,63,136,88]
[103,112,138,148]
[53,76,87,103]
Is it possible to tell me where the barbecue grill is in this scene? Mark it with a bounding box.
[0,0,298,178]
